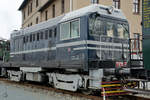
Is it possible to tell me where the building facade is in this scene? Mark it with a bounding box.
[19,0,142,38]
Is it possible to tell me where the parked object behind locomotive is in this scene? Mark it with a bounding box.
[0,39,10,62]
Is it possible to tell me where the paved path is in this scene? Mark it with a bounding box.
[0,81,91,100]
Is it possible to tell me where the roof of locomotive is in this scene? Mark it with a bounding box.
[11,15,64,38]
[11,4,127,38]
[60,4,127,22]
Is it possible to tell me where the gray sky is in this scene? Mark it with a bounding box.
[0,0,23,39]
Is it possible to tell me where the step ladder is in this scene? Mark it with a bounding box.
[101,80,137,96]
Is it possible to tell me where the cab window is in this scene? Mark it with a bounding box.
[117,24,129,39]
[106,22,115,37]
[60,22,70,40]
[89,16,105,35]
[71,20,80,38]
[60,19,80,40]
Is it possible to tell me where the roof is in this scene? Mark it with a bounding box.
[24,15,64,34]
[11,15,64,38]
[60,4,127,22]
[18,0,29,10]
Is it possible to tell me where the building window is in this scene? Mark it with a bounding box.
[36,17,39,24]
[30,3,32,13]
[45,10,48,21]
[113,0,120,9]
[52,4,55,18]
[30,22,32,26]
[133,0,140,14]
[23,11,26,20]
[28,5,30,15]
[61,0,65,14]
[36,0,39,7]
[91,0,99,4]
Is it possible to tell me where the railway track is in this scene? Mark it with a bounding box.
[0,78,149,100]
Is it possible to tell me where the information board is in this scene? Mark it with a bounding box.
[143,0,150,34]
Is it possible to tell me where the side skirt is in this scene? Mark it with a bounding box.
[7,70,22,82]
[47,73,83,91]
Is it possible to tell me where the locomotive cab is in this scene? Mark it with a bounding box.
[57,5,130,74]
[88,12,130,75]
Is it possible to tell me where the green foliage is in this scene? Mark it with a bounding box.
[0,40,10,62]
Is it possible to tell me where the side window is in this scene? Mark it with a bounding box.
[106,22,114,37]
[33,34,35,41]
[37,33,40,41]
[60,19,80,40]
[60,22,70,40]
[49,29,52,38]
[54,28,57,37]
[23,37,26,43]
[71,20,80,38]
[26,36,29,43]
[40,32,43,40]
[45,30,48,39]
[30,34,32,42]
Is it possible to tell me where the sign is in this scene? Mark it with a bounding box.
[143,0,150,34]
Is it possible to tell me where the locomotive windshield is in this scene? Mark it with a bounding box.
[88,13,130,61]
[89,13,129,39]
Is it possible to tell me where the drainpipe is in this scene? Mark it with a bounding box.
[70,0,73,12]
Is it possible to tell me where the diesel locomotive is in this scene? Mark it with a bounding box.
[0,4,142,93]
